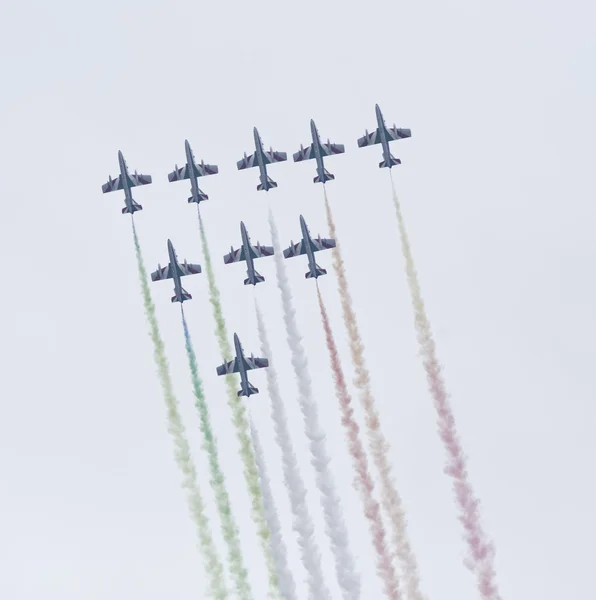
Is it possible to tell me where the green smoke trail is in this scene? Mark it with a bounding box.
[197,208,280,600]
[130,219,228,600]
[181,307,253,600]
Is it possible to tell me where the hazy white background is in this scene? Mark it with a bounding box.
[0,0,594,598]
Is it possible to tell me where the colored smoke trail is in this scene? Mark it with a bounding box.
[197,208,281,599]
[255,300,332,600]
[323,187,425,600]
[389,174,501,600]
[316,286,401,600]
[131,219,228,600]
[268,207,361,600]
[181,308,253,600]
[248,414,299,600]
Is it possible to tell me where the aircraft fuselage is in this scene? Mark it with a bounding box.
[300,215,318,277]
[241,222,257,282]
[253,127,269,187]
[167,239,184,302]
[310,119,325,179]
[184,139,200,202]
[118,150,135,211]
[234,333,251,395]
[375,104,392,164]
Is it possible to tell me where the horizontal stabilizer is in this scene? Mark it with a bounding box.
[379,156,401,169]
[306,266,327,279]
[238,383,259,397]
[188,192,208,203]
[171,290,192,303]
[244,272,265,286]
[257,179,277,192]
[122,202,142,214]
[314,171,335,184]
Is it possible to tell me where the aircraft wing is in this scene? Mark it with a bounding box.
[168,165,191,182]
[387,127,411,141]
[244,356,269,371]
[129,173,152,187]
[253,244,274,258]
[178,262,202,276]
[283,241,306,258]
[102,176,123,193]
[151,265,173,281]
[216,358,239,376]
[264,150,287,164]
[237,153,259,170]
[357,129,382,147]
[320,142,346,156]
[311,238,336,252]
[195,162,219,177]
[293,145,315,162]
[223,246,246,264]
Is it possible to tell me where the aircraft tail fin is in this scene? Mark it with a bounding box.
[238,383,259,397]
[122,201,143,214]
[379,155,401,169]
[244,271,265,286]
[257,177,277,192]
[188,190,209,203]
[306,265,327,279]
[314,170,335,184]
[171,289,192,303]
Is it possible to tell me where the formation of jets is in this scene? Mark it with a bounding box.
[103,104,410,396]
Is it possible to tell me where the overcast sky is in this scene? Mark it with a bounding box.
[1,0,595,598]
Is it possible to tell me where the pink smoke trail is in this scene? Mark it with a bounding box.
[389,173,501,600]
[323,187,425,600]
[316,285,401,600]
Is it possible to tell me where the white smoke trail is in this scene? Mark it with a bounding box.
[248,414,298,600]
[268,207,361,600]
[255,301,332,600]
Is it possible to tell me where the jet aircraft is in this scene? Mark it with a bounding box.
[223,221,274,286]
[167,139,219,204]
[283,215,336,279]
[357,104,411,168]
[101,150,152,214]
[293,119,345,183]
[150,239,202,303]
[216,333,269,397]
[236,127,287,191]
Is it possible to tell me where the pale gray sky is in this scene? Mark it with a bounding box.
[1,0,594,598]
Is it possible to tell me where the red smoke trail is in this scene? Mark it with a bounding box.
[390,173,501,600]
[316,285,401,600]
[323,188,425,600]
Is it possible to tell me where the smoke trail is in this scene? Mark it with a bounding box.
[130,219,228,600]
[255,300,332,600]
[389,174,501,600]
[268,207,361,600]
[248,414,299,600]
[197,208,281,600]
[316,286,401,600]
[180,308,253,600]
[323,187,425,600]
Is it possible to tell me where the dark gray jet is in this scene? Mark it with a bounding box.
[357,104,411,168]
[236,127,287,191]
[150,239,202,303]
[168,139,218,204]
[101,150,152,214]
[223,221,274,286]
[293,119,345,183]
[216,333,269,397]
[283,215,336,279]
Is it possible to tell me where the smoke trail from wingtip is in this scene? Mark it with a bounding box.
[268,207,361,600]
[323,187,425,600]
[181,307,253,600]
[255,300,332,600]
[248,413,299,600]
[389,174,501,600]
[197,207,281,599]
[316,285,401,600]
[130,219,228,600]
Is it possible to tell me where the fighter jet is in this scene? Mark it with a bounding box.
[236,127,287,191]
[357,104,411,168]
[293,119,345,184]
[167,139,219,204]
[101,150,152,214]
[150,239,202,303]
[283,215,336,279]
[216,333,269,397]
[223,221,274,286]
